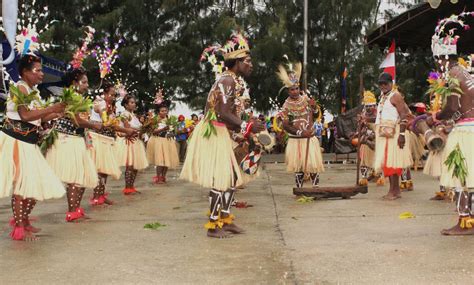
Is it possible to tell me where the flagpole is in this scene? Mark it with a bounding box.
[303,0,308,91]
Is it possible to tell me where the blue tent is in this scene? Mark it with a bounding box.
[1,39,67,90]
[0,40,67,122]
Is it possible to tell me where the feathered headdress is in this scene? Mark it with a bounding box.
[200,31,250,76]
[362,91,377,106]
[222,32,250,60]
[70,26,95,69]
[276,55,302,89]
[432,11,474,58]
[200,45,225,75]
[13,0,56,56]
[92,38,123,79]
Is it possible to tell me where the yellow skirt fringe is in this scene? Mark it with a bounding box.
[0,132,65,200]
[180,121,243,192]
[46,133,98,188]
[440,122,474,187]
[423,150,443,178]
[116,136,149,170]
[146,136,179,168]
[408,130,426,161]
[374,124,413,173]
[359,144,375,167]
[285,136,325,173]
[88,132,122,179]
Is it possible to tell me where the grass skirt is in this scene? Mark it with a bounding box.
[180,121,243,191]
[359,144,375,167]
[88,132,121,179]
[408,130,426,161]
[116,136,149,170]
[0,132,65,200]
[146,136,179,168]
[423,150,443,178]
[46,133,98,188]
[374,124,413,173]
[285,136,325,173]
[440,122,474,187]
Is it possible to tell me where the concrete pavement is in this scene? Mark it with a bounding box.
[0,154,473,284]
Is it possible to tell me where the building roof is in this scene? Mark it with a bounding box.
[366,0,474,53]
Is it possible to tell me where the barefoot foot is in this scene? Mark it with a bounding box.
[430,193,446,201]
[441,222,474,236]
[24,231,39,242]
[25,225,41,233]
[223,223,245,234]
[207,228,232,239]
[382,194,401,200]
[104,198,114,205]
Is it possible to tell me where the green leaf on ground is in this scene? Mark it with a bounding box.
[296,196,315,203]
[144,222,167,230]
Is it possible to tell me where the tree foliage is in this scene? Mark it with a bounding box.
[31,0,432,114]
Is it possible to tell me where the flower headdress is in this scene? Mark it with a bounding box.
[200,31,251,76]
[276,55,302,89]
[200,45,225,75]
[12,0,57,56]
[92,38,123,79]
[111,69,138,97]
[222,32,250,60]
[70,26,95,69]
[432,11,474,58]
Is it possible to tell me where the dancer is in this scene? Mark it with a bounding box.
[89,81,137,205]
[0,55,67,240]
[373,72,413,200]
[358,91,384,186]
[279,61,324,189]
[180,32,264,238]
[429,12,474,235]
[46,67,102,221]
[119,94,149,194]
[425,149,447,200]
[146,99,179,184]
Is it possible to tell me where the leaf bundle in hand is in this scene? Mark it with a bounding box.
[59,86,93,122]
[9,83,40,110]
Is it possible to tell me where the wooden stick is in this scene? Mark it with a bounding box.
[303,137,310,174]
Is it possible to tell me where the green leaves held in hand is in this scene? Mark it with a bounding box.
[165,115,179,130]
[144,222,166,230]
[40,129,58,154]
[426,77,464,107]
[9,83,40,110]
[59,86,93,123]
[202,110,217,139]
[444,144,468,186]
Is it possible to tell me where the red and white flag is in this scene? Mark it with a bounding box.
[379,40,396,82]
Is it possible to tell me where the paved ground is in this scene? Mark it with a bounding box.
[0,154,473,284]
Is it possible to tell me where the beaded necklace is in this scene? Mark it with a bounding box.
[284,95,308,118]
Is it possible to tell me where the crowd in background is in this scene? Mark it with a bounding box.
[165,110,337,159]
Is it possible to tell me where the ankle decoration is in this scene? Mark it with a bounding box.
[376,177,385,186]
[358,178,368,186]
[122,187,138,195]
[66,211,83,222]
[10,226,26,240]
[204,220,224,230]
[89,193,109,205]
[221,214,235,225]
[459,217,474,229]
